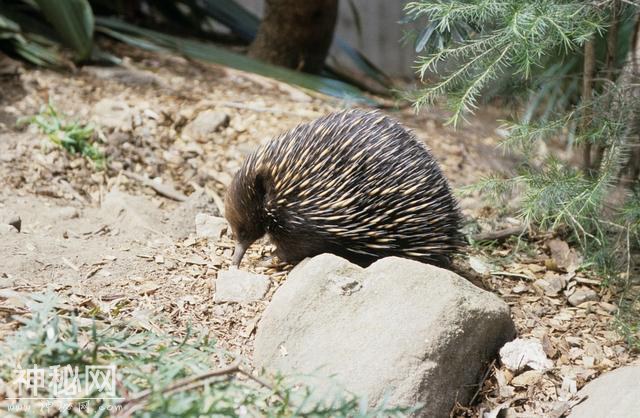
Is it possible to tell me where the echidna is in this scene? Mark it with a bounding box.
[225,109,464,268]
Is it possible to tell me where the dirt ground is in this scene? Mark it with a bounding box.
[0,45,638,417]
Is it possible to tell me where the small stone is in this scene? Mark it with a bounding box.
[568,287,598,306]
[468,255,492,275]
[215,269,270,303]
[500,338,553,372]
[511,370,543,387]
[512,283,529,294]
[195,213,227,240]
[535,273,566,296]
[598,301,618,314]
[182,110,229,141]
[545,272,566,295]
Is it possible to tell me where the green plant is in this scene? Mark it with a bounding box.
[405,0,640,335]
[0,293,415,417]
[19,104,105,168]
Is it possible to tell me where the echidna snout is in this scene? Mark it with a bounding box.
[225,109,464,268]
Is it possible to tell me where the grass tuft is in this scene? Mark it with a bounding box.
[19,104,106,169]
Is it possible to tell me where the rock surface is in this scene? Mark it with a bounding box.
[182,110,229,141]
[568,365,640,418]
[215,269,270,303]
[0,224,18,235]
[92,98,134,130]
[254,254,516,417]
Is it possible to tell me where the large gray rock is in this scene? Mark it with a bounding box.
[569,366,640,418]
[254,254,515,417]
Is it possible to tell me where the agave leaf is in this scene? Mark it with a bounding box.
[96,17,375,105]
[0,3,68,67]
[97,26,170,53]
[13,37,67,66]
[415,24,437,53]
[333,38,394,90]
[0,14,20,32]
[34,0,94,60]
[195,0,259,42]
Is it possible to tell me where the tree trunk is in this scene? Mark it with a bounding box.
[248,0,338,74]
[626,16,640,181]
[593,0,621,172]
[581,38,596,175]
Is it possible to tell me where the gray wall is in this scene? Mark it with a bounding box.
[236,0,421,78]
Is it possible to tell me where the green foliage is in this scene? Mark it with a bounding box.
[407,0,640,339]
[0,293,414,417]
[0,1,68,66]
[19,104,105,168]
[34,0,94,60]
[405,0,609,125]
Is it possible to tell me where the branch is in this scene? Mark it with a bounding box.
[122,170,188,202]
[471,225,527,242]
[116,360,241,417]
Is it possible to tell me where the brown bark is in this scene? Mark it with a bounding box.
[248,0,338,74]
[581,38,596,175]
[593,0,621,171]
[627,16,640,181]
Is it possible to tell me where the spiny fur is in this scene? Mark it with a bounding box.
[225,109,464,266]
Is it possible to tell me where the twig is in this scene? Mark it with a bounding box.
[122,170,187,202]
[469,359,495,405]
[471,225,527,242]
[490,271,532,280]
[116,360,241,416]
[236,367,288,402]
